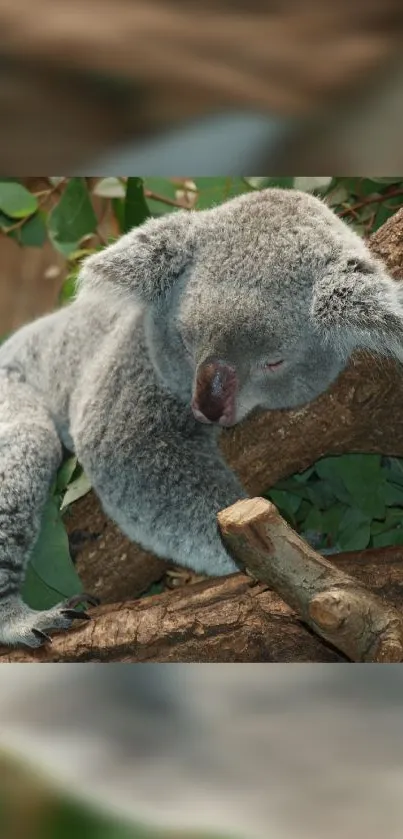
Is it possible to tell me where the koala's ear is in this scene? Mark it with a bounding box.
[311,251,403,362]
[77,211,195,303]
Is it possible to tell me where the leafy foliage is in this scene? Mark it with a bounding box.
[1,177,403,608]
[267,456,403,553]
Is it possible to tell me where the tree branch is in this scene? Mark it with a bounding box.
[3,542,403,662]
[218,498,403,662]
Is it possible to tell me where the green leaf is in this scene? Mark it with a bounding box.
[303,506,324,531]
[112,197,126,232]
[315,454,384,516]
[22,495,82,609]
[15,212,47,247]
[59,271,78,305]
[337,508,371,551]
[293,466,316,482]
[124,177,150,232]
[384,457,403,486]
[320,504,348,538]
[61,471,92,510]
[271,479,313,502]
[269,489,301,521]
[194,177,253,209]
[48,178,97,255]
[372,529,403,548]
[0,181,38,218]
[304,480,338,510]
[371,507,403,535]
[383,482,403,506]
[56,456,78,493]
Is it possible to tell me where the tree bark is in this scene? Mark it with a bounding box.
[3,544,403,662]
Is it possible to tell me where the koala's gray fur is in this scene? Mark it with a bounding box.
[1,665,403,839]
[1,187,402,647]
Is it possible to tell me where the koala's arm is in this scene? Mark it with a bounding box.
[75,414,246,577]
[0,370,92,647]
[132,437,247,576]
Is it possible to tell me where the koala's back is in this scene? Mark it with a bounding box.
[0,296,143,450]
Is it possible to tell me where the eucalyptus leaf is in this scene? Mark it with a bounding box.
[56,456,78,493]
[0,181,38,218]
[384,458,403,486]
[48,178,97,254]
[61,472,92,510]
[372,529,403,548]
[14,212,48,247]
[383,482,403,506]
[335,508,371,551]
[124,177,150,232]
[269,489,301,520]
[23,496,82,609]
[194,177,252,209]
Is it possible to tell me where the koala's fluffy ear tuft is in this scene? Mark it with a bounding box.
[76,211,195,304]
[312,251,403,362]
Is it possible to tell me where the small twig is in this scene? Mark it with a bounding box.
[143,189,191,210]
[338,187,403,218]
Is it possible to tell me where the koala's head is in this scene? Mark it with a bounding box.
[79,189,403,427]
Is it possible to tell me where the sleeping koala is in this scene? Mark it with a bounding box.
[0,187,402,647]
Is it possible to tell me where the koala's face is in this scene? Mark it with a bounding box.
[81,188,403,427]
[173,198,346,424]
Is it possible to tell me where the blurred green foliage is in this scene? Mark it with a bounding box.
[0,752,222,839]
[1,176,403,608]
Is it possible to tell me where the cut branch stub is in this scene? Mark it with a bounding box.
[218,497,403,662]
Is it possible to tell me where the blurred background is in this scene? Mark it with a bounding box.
[1,0,403,173]
[1,665,403,839]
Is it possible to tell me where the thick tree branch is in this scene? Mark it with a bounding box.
[3,543,403,662]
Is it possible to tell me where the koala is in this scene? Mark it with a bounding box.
[1,664,403,839]
[1,187,403,647]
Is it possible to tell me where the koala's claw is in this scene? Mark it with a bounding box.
[32,628,53,645]
[0,595,98,648]
[62,608,91,621]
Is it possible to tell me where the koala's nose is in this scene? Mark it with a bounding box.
[191,356,238,425]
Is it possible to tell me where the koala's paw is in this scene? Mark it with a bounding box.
[0,593,99,648]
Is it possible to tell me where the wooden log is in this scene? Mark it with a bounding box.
[218,498,403,662]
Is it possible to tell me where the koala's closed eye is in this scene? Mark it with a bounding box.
[262,358,285,371]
